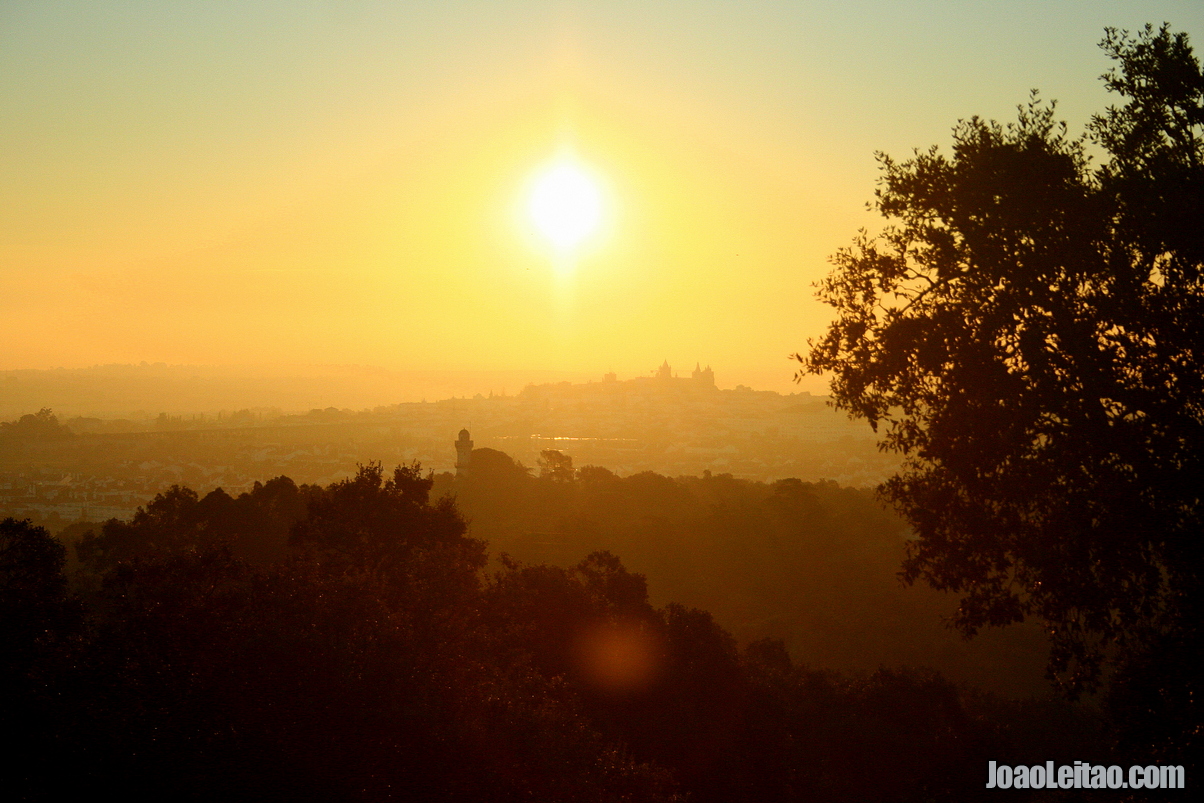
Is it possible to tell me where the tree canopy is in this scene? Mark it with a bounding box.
[0,407,72,441]
[798,21,1203,707]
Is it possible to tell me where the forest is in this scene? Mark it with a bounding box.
[433,448,1050,696]
[6,459,1104,802]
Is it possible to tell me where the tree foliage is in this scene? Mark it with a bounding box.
[539,448,576,482]
[2,459,1108,800]
[77,475,311,571]
[0,407,72,441]
[0,518,75,664]
[798,23,1203,698]
[290,461,484,581]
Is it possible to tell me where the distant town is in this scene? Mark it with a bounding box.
[1,362,897,530]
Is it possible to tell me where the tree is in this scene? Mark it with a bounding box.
[1,518,80,785]
[0,518,74,666]
[539,448,576,482]
[797,21,1203,706]
[77,477,311,572]
[0,407,71,440]
[290,461,485,586]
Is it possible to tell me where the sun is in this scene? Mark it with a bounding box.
[527,158,603,251]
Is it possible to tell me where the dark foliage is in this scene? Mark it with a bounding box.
[0,518,74,653]
[290,462,484,583]
[0,408,72,441]
[437,459,1050,695]
[0,461,1102,801]
[1,519,83,797]
[797,23,1203,772]
[14,466,682,801]
[77,474,312,572]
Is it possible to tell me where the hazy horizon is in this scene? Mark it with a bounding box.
[6,1,1198,386]
[0,360,819,419]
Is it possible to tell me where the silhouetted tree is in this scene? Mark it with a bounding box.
[538,449,575,482]
[1,518,80,793]
[797,22,1203,765]
[291,462,482,576]
[3,461,1104,801]
[1,518,77,688]
[33,467,685,802]
[77,476,313,572]
[0,407,72,440]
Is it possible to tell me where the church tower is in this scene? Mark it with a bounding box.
[691,362,715,388]
[455,429,473,477]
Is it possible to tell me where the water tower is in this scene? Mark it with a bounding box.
[455,429,473,477]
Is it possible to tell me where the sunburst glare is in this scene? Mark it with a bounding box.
[527,158,603,252]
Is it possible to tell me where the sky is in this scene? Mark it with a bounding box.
[2,0,1201,395]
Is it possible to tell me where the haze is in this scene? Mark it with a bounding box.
[3,1,1199,397]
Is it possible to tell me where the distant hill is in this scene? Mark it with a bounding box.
[0,363,808,419]
[0,364,605,418]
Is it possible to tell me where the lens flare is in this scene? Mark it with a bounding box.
[573,620,661,693]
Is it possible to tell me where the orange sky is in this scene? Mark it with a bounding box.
[3,1,1200,394]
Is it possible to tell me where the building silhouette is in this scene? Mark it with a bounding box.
[455,429,473,476]
[649,360,715,390]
